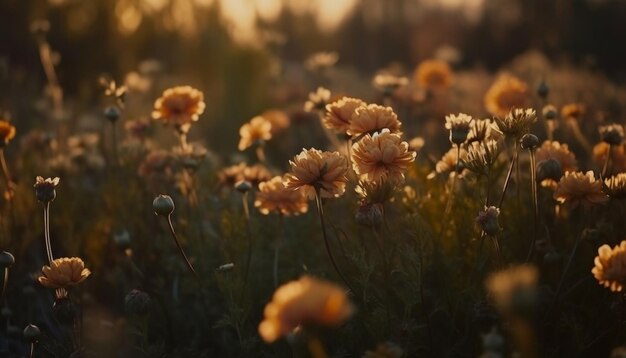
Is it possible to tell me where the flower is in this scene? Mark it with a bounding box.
[445,113,473,145]
[348,104,402,137]
[38,257,91,289]
[304,87,331,112]
[561,103,584,120]
[593,143,626,174]
[476,206,500,236]
[535,141,577,187]
[429,147,467,178]
[599,124,625,146]
[604,173,626,199]
[304,52,338,72]
[284,148,349,199]
[408,136,425,152]
[218,163,272,189]
[485,264,538,313]
[125,118,152,140]
[323,97,366,133]
[0,120,16,146]
[493,108,537,139]
[261,109,290,135]
[592,241,626,292]
[463,140,500,176]
[238,116,272,151]
[415,59,453,90]
[467,118,498,144]
[484,75,528,118]
[34,176,60,203]
[243,164,273,187]
[372,74,409,95]
[553,171,608,208]
[351,129,416,185]
[151,86,205,132]
[255,176,309,216]
[258,275,353,343]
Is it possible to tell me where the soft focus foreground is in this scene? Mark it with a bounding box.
[1,0,626,357]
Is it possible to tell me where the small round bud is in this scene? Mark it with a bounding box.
[520,133,539,150]
[599,124,625,146]
[23,324,41,342]
[476,206,500,237]
[542,105,557,120]
[0,251,15,268]
[543,250,561,265]
[113,230,131,251]
[537,81,549,99]
[152,194,174,216]
[449,128,470,146]
[235,180,252,193]
[104,106,121,122]
[34,176,60,203]
[125,289,151,317]
[537,159,563,184]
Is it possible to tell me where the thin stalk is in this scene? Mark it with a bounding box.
[29,342,34,358]
[165,214,198,278]
[255,145,266,163]
[498,146,519,208]
[111,121,119,167]
[43,203,54,265]
[0,149,12,194]
[601,143,612,180]
[546,233,583,321]
[240,192,253,301]
[526,149,539,262]
[490,234,503,268]
[314,189,354,293]
[273,214,284,288]
[1,268,7,301]
[307,335,328,358]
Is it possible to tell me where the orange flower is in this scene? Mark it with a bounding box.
[351,129,416,185]
[604,173,626,199]
[324,97,366,133]
[415,59,453,90]
[561,103,585,120]
[284,148,349,199]
[0,120,16,146]
[258,275,353,343]
[484,75,528,118]
[553,171,608,208]
[238,116,272,151]
[592,241,626,292]
[348,104,402,137]
[535,141,577,187]
[38,257,91,289]
[151,86,205,132]
[255,176,309,216]
[593,142,626,175]
[261,109,290,135]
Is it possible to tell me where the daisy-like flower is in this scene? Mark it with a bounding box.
[467,118,499,144]
[0,120,16,147]
[372,73,409,95]
[323,97,366,133]
[484,75,528,118]
[238,116,272,151]
[485,264,538,313]
[604,173,626,199]
[304,52,338,72]
[351,129,416,185]
[243,163,273,187]
[255,176,309,216]
[463,140,500,177]
[493,108,537,139]
[348,104,402,137]
[218,163,272,188]
[592,241,626,292]
[38,257,91,289]
[599,123,625,146]
[258,275,353,343]
[593,143,626,174]
[284,148,349,199]
[553,171,609,208]
[151,86,205,132]
[34,176,60,203]
[535,141,577,187]
[445,113,473,145]
[431,147,468,177]
[561,103,585,120]
[415,59,453,91]
[304,87,331,113]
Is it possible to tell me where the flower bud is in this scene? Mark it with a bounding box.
[537,159,563,184]
[23,324,41,342]
[542,104,557,120]
[537,81,549,99]
[34,176,60,203]
[104,106,121,122]
[599,124,624,146]
[153,194,174,216]
[0,251,15,268]
[476,206,500,236]
[113,230,131,251]
[235,180,252,193]
[482,327,505,353]
[520,133,539,150]
[125,289,151,317]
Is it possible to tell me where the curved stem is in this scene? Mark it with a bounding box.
[44,203,54,265]
[498,145,519,208]
[314,190,354,293]
[0,149,12,190]
[601,143,612,180]
[29,342,34,358]
[166,215,197,278]
[526,150,539,262]
[490,234,503,268]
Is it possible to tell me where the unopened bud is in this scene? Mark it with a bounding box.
[153,194,175,216]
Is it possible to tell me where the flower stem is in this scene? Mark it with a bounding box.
[0,149,13,199]
[601,143,612,180]
[240,192,253,300]
[490,234,503,268]
[166,214,198,278]
[1,267,7,301]
[29,342,34,358]
[314,190,354,293]
[498,145,519,208]
[255,145,266,163]
[307,334,328,358]
[43,203,54,265]
[273,214,284,288]
[526,149,539,262]
[111,120,119,167]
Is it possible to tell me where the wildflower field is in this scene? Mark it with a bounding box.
[2,0,626,357]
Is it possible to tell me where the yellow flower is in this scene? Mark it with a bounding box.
[284,148,349,199]
[429,147,467,178]
[593,142,626,175]
[258,275,353,343]
[238,116,272,151]
[592,241,626,292]
[0,120,16,146]
[348,104,402,137]
[38,257,91,289]
[351,129,416,185]
[415,59,453,90]
[261,109,290,135]
[151,86,205,132]
[324,97,366,133]
[484,75,528,118]
[553,171,608,208]
[255,176,309,216]
[485,264,538,313]
[561,103,585,120]
[604,173,626,199]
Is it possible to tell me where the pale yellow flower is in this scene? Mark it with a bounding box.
[258,275,353,343]
[284,148,349,199]
[553,171,608,208]
[324,97,366,133]
[592,241,626,292]
[348,104,402,137]
[238,116,272,151]
[255,176,309,216]
[38,257,91,289]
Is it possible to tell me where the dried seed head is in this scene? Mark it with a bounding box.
[0,251,15,268]
[152,194,175,216]
[476,206,500,236]
[520,133,539,150]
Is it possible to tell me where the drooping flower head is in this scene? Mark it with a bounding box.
[445,113,473,145]
[351,129,416,185]
[415,59,453,91]
[324,97,366,133]
[0,120,16,147]
[553,171,608,208]
[348,104,402,137]
[592,241,626,292]
[152,86,205,133]
[238,116,272,151]
[258,275,353,343]
[284,148,349,199]
[484,74,528,118]
[38,257,91,289]
[255,176,309,216]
